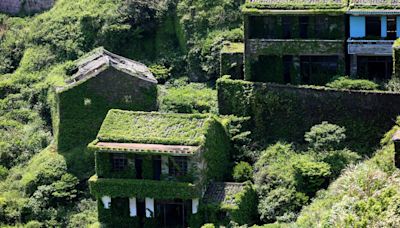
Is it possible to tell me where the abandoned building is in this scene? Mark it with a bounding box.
[88,110,234,227]
[54,48,158,151]
[240,0,400,85]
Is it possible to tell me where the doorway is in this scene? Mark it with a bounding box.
[155,200,188,228]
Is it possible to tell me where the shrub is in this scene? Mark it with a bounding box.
[149,64,171,84]
[293,159,331,196]
[201,224,215,228]
[0,165,7,180]
[384,78,400,92]
[305,122,346,151]
[233,162,253,182]
[317,149,360,179]
[231,185,258,225]
[326,76,379,91]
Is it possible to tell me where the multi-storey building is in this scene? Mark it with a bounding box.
[241,0,400,84]
[347,0,400,79]
[88,110,231,227]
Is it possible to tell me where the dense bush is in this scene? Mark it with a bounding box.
[233,161,253,182]
[293,159,331,196]
[230,184,259,225]
[160,83,218,114]
[305,122,346,151]
[326,76,379,91]
[148,64,171,84]
[384,78,400,92]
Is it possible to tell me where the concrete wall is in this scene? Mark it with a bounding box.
[0,0,54,15]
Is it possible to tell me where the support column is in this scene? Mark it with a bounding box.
[145,198,154,218]
[129,198,137,217]
[101,196,111,209]
[192,198,199,214]
[161,156,169,175]
[350,54,358,77]
[392,130,400,169]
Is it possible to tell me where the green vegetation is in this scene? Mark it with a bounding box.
[233,162,253,182]
[326,76,379,91]
[160,83,218,114]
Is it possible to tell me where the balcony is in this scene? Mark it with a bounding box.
[347,39,394,56]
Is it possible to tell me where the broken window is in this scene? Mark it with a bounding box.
[249,16,278,39]
[112,154,127,172]
[300,56,339,85]
[387,16,397,40]
[366,16,381,37]
[299,16,309,38]
[282,16,293,39]
[169,157,188,177]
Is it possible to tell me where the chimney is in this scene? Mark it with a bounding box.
[392,130,400,169]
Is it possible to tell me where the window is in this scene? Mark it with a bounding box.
[169,157,188,177]
[366,16,381,37]
[249,16,278,39]
[112,154,127,172]
[387,16,397,40]
[283,56,293,84]
[300,56,339,85]
[282,17,293,39]
[357,56,392,80]
[299,16,309,38]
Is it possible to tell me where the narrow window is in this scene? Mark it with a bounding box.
[282,17,292,39]
[299,16,309,38]
[169,157,188,177]
[153,156,162,180]
[112,154,127,172]
[283,56,293,84]
[387,16,397,40]
[366,16,381,37]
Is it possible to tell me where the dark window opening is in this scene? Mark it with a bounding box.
[300,56,339,85]
[299,16,309,38]
[315,16,330,39]
[169,157,188,177]
[112,154,127,172]
[283,56,293,84]
[111,197,129,218]
[137,199,146,227]
[366,16,381,37]
[248,16,278,39]
[282,17,293,39]
[387,16,397,40]
[153,156,162,180]
[135,157,143,179]
[155,200,187,228]
[357,56,392,80]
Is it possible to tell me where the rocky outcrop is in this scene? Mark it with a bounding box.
[0,0,54,15]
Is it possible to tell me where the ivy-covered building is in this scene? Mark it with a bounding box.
[243,0,348,85]
[88,110,231,227]
[54,49,158,151]
[242,0,400,84]
[347,0,400,80]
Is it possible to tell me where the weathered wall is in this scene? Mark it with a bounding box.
[0,0,54,15]
[56,68,158,151]
[218,77,400,155]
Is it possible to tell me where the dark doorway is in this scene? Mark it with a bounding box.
[135,157,143,179]
[357,56,392,80]
[366,16,381,37]
[153,156,162,180]
[387,16,397,40]
[155,200,187,228]
[300,56,339,85]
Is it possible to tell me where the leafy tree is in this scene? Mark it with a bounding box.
[305,122,346,151]
[233,161,253,182]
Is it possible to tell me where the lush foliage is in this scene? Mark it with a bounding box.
[160,82,218,114]
[326,76,379,91]
[305,121,346,151]
[233,162,253,182]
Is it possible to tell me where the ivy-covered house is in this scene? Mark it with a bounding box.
[243,0,348,85]
[54,48,158,151]
[88,110,231,227]
[347,0,400,80]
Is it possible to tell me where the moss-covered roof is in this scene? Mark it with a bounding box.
[95,110,214,146]
[56,48,157,93]
[221,42,244,54]
[349,0,400,9]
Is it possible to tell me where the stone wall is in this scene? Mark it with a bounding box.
[0,0,54,15]
[217,77,400,155]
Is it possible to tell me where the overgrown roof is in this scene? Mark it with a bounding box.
[57,48,157,93]
[349,0,400,9]
[95,109,214,146]
[243,0,349,12]
[203,182,246,206]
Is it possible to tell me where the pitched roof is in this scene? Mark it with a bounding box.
[96,110,214,146]
[57,48,157,93]
[203,182,246,206]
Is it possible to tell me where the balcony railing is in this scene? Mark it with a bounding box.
[347,39,394,55]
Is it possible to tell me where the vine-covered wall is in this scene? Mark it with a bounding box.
[394,40,400,78]
[55,68,158,152]
[217,76,400,155]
